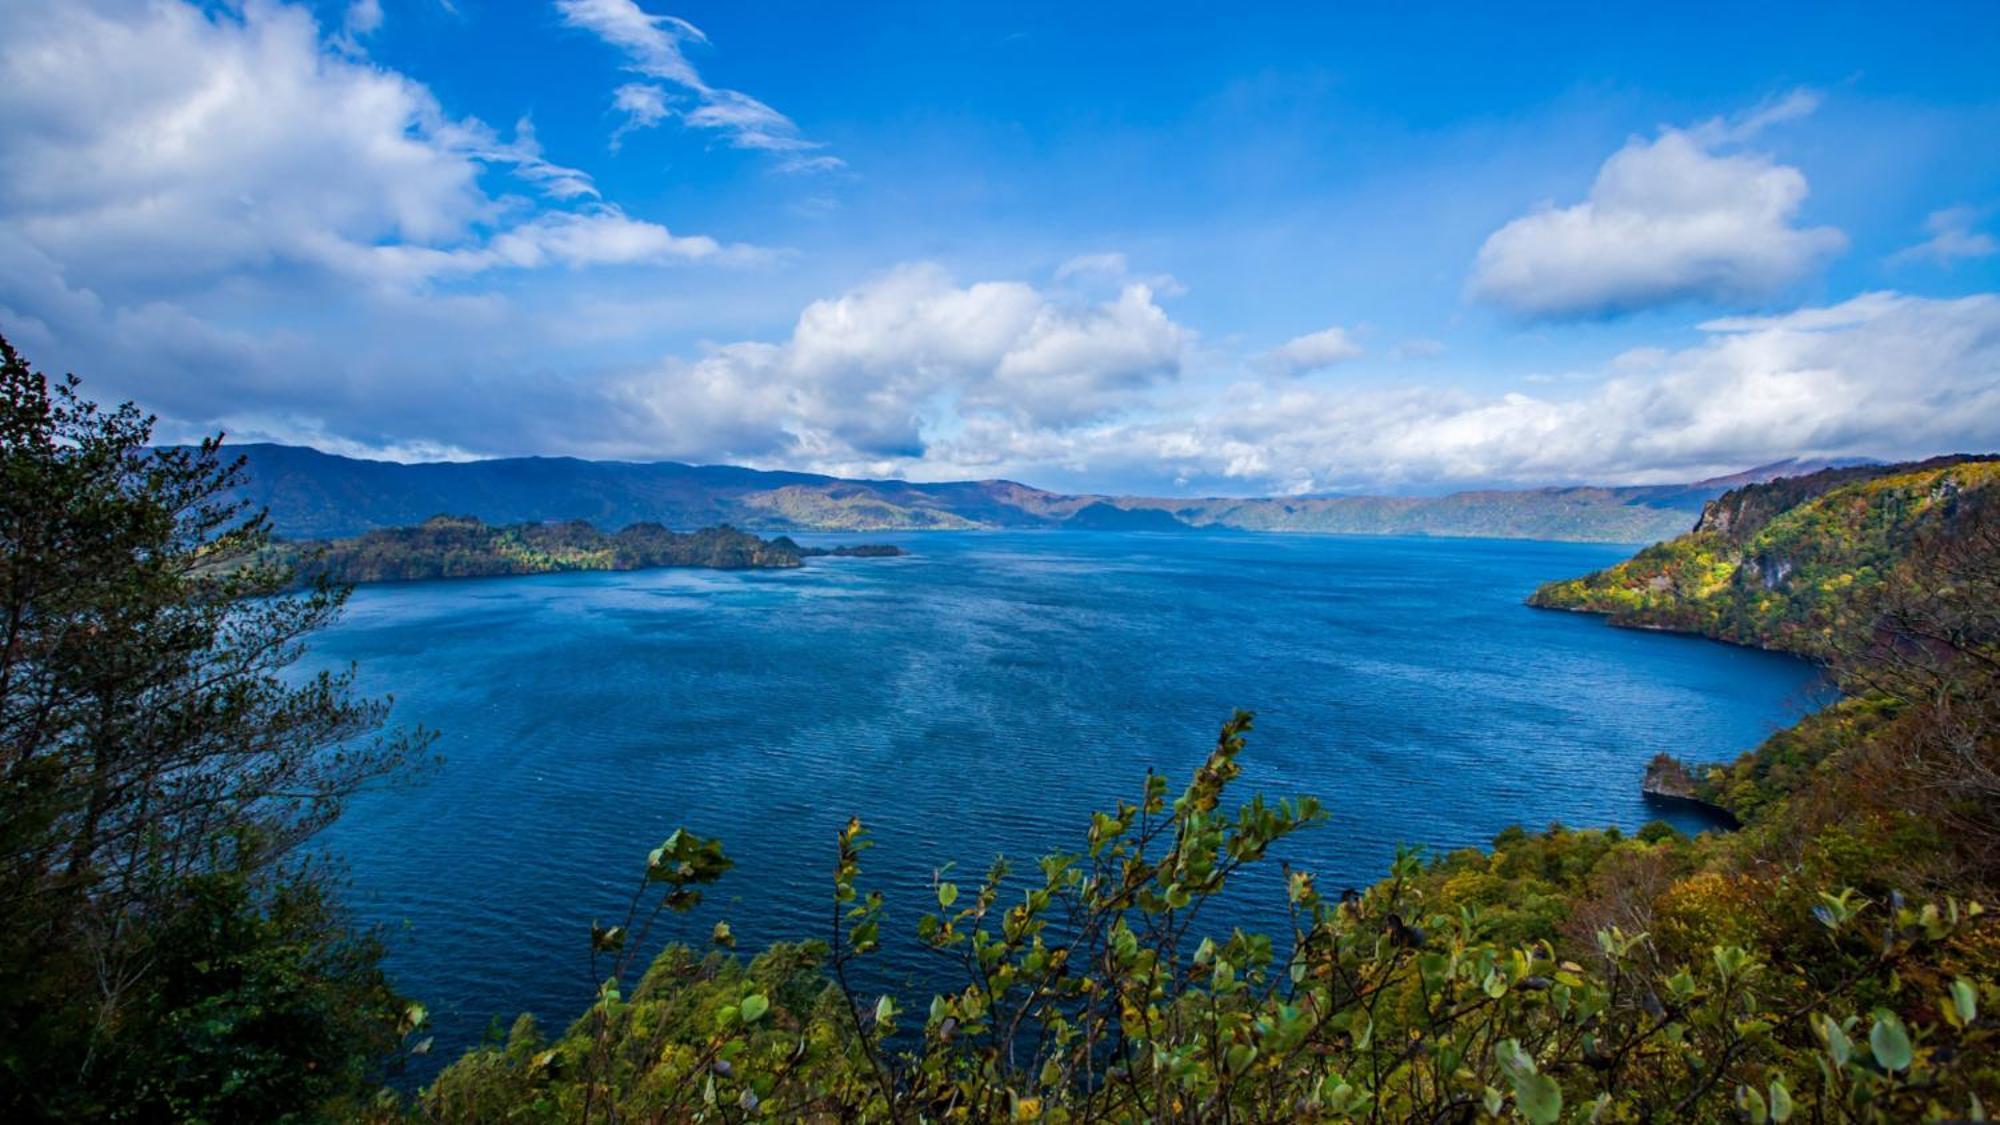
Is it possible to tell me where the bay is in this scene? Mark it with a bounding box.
[307,530,1822,1074]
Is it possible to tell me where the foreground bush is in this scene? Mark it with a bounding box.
[421,711,1995,1122]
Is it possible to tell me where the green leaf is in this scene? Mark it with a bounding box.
[1951,978,1978,1024]
[1769,1078,1794,1123]
[1735,1084,1768,1125]
[1869,1011,1913,1073]
[739,993,769,1023]
[937,881,959,909]
[1511,1071,1562,1124]
[1818,1014,1852,1068]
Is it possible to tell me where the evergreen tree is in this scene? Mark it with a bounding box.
[0,336,433,1120]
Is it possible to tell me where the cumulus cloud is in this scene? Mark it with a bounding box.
[1890,207,1998,267]
[608,263,1192,466]
[0,0,748,297]
[556,0,840,168]
[1470,99,1845,319]
[1255,326,1364,376]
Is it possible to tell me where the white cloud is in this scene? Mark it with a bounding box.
[609,83,673,148]
[324,206,763,285]
[1470,103,1845,319]
[776,155,849,176]
[556,0,840,168]
[332,0,384,53]
[0,0,749,296]
[1054,253,1131,282]
[1052,252,1186,298]
[0,11,1986,498]
[1890,206,1998,266]
[1690,88,1821,146]
[0,0,778,466]
[1051,291,2000,493]
[609,263,1192,464]
[1256,326,1364,375]
[345,0,383,36]
[597,290,1995,495]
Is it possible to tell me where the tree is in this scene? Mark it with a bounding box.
[0,336,433,1119]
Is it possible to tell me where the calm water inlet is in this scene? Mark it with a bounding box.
[306,531,1823,1073]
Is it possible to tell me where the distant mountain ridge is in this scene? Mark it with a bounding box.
[210,442,1883,544]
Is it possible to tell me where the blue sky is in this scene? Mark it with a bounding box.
[1,0,1997,494]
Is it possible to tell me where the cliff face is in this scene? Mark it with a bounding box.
[1639,753,1699,800]
[1639,753,1737,823]
[1529,457,2000,658]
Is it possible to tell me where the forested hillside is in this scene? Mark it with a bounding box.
[276,516,899,585]
[1529,456,2000,656]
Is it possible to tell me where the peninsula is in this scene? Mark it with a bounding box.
[280,515,903,585]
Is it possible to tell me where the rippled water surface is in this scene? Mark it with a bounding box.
[308,531,1820,1073]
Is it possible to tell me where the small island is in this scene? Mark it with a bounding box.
[280,515,902,585]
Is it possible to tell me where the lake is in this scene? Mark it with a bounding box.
[307,530,1823,1075]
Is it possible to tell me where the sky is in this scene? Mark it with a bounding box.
[1,1,1998,496]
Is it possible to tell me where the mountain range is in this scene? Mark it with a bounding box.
[216,443,1879,544]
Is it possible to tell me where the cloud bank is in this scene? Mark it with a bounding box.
[1069,291,1999,494]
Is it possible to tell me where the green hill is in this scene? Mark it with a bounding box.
[1529,455,2000,657]
[279,516,900,585]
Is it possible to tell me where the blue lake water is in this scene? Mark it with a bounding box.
[307,530,1823,1074]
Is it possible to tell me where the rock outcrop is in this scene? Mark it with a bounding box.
[1641,753,1737,825]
